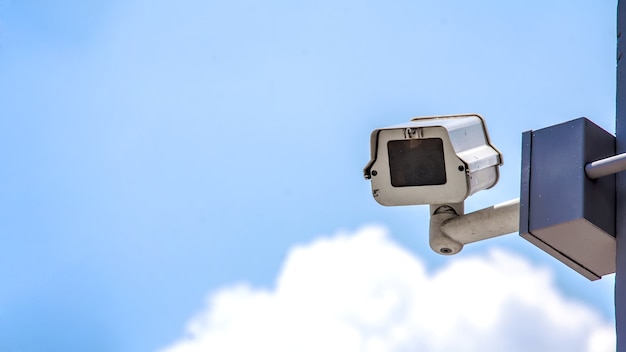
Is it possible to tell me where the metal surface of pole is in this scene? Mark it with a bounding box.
[617,1,626,349]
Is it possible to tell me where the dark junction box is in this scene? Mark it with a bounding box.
[520,118,616,280]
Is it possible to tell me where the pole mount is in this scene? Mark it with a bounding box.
[429,199,520,255]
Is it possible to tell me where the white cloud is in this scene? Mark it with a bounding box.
[160,226,615,352]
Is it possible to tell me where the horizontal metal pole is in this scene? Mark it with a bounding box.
[585,152,626,179]
[440,198,520,245]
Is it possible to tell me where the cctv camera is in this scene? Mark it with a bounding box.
[364,114,503,206]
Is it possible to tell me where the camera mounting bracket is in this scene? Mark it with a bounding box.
[429,199,520,255]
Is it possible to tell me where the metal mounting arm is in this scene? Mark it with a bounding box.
[585,151,626,179]
[429,198,520,255]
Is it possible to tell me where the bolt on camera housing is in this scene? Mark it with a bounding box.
[363,114,503,206]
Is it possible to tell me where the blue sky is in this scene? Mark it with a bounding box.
[0,1,619,351]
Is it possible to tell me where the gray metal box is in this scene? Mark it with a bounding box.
[520,118,616,280]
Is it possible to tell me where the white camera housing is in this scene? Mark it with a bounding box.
[364,114,503,206]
